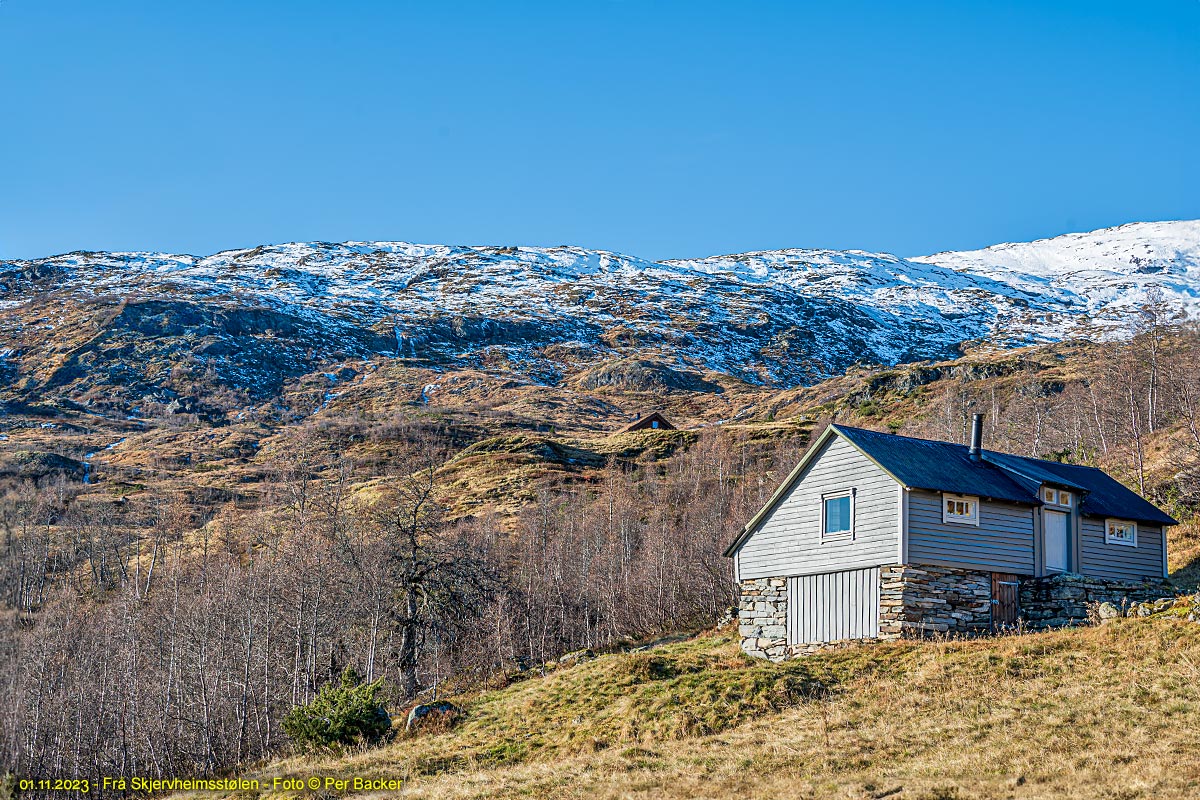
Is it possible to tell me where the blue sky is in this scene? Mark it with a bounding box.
[1,1,1197,261]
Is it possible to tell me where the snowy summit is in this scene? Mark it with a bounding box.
[2,220,1198,387]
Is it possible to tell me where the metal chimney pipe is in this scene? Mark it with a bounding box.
[969,413,984,460]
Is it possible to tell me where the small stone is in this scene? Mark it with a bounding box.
[558,648,595,666]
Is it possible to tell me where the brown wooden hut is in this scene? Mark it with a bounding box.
[618,412,676,433]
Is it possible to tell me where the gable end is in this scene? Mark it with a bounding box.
[724,426,904,558]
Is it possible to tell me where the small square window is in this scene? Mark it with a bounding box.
[1043,488,1056,503]
[1057,491,1072,507]
[1105,519,1137,547]
[942,493,979,525]
[821,492,853,540]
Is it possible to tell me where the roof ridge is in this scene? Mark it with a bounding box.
[833,423,1108,472]
[832,423,969,448]
[1000,452,1106,473]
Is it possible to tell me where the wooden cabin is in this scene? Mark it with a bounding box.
[618,412,676,433]
[724,416,1177,659]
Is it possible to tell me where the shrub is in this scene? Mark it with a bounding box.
[283,668,393,751]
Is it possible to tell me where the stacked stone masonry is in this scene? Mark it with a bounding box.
[786,637,876,658]
[1019,572,1171,629]
[878,564,992,639]
[738,567,1178,660]
[737,577,788,661]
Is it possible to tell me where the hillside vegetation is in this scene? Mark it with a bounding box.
[6,263,1200,786]
[175,617,1200,800]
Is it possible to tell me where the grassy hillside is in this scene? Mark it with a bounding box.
[10,330,1200,790]
[174,616,1200,800]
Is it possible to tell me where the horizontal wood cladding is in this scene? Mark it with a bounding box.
[907,490,1035,573]
[1079,518,1165,581]
[737,436,899,580]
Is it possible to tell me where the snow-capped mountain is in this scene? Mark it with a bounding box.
[917,220,1200,313]
[1,220,1198,394]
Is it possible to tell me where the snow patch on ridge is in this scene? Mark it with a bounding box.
[3,221,1199,387]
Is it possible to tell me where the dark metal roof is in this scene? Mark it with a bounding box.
[833,424,1177,526]
[998,456,1178,526]
[832,425,1034,504]
[981,451,1089,493]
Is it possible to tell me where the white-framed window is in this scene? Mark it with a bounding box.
[1106,519,1137,547]
[942,493,979,525]
[1043,487,1073,507]
[821,490,854,542]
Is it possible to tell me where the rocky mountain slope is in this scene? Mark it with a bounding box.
[0,219,1196,511]
[1,220,1197,414]
[7,224,1200,799]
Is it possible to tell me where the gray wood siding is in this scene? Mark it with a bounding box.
[1079,517,1165,581]
[788,567,880,645]
[907,490,1035,574]
[736,435,899,579]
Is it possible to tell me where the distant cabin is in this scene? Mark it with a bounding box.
[724,417,1177,660]
[618,412,676,433]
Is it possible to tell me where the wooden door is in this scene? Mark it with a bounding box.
[1044,510,1069,573]
[991,572,1020,629]
[788,567,880,645]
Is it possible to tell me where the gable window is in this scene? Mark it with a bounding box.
[1106,519,1137,547]
[942,493,979,525]
[1043,488,1073,507]
[821,491,854,541]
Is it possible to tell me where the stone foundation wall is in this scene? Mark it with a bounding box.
[1019,573,1172,629]
[737,577,787,660]
[786,637,878,658]
[736,565,1171,660]
[879,564,992,639]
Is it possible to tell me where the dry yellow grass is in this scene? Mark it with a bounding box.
[1167,520,1200,589]
[174,619,1200,800]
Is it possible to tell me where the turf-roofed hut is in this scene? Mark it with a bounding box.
[724,415,1177,660]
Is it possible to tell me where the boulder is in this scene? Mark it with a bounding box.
[557,649,595,667]
[1097,602,1121,621]
[405,701,462,733]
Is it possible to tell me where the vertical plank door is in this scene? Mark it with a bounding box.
[991,572,1020,629]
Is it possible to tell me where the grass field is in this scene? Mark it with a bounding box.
[173,617,1200,800]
